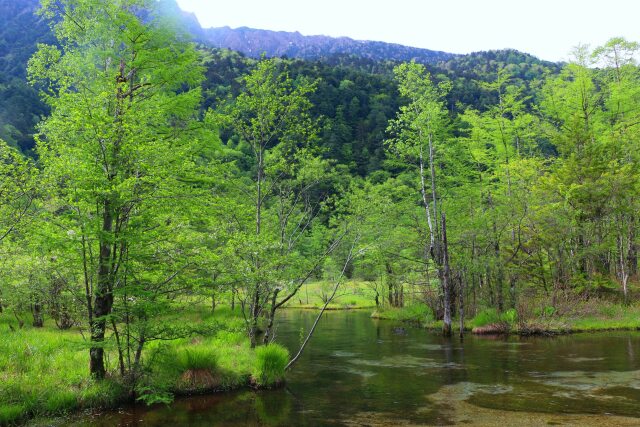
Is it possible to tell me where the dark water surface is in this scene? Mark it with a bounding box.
[67,310,640,426]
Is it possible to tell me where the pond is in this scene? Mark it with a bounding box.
[67,310,640,426]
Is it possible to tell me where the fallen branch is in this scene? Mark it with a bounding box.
[285,238,359,371]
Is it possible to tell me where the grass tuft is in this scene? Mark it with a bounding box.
[252,344,289,387]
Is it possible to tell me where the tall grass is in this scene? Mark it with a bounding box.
[0,317,124,425]
[470,308,518,328]
[252,344,289,387]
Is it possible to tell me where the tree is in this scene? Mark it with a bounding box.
[386,61,454,335]
[29,0,204,379]
[211,58,335,347]
[0,139,37,313]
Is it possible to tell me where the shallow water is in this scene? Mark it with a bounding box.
[66,310,640,426]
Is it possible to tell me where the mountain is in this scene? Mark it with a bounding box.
[198,26,457,64]
[0,0,559,158]
[0,0,52,79]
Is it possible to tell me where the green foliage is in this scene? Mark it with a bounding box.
[1,0,640,420]
[253,344,290,387]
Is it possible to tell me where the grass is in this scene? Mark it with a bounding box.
[284,280,378,310]
[565,302,640,332]
[0,316,126,425]
[0,304,288,426]
[252,344,289,387]
[371,304,434,322]
[367,299,640,335]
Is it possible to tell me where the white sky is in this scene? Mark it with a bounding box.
[175,0,640,62]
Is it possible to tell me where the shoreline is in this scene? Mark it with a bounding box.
[371,309,640,336]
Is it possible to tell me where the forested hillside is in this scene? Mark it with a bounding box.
[1,0,639,424]
[0,0,557,165]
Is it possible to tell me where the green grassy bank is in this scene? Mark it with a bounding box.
[0,306,288,426]
[282,280,378,310]
[372,301,640,335]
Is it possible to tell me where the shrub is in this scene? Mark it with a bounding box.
[253,344,289,387]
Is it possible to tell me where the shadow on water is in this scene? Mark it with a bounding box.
[64,310,640,426]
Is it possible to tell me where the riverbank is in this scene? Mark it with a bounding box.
[286,280,640,335]
[0,306,287,426]
[372,301,640,335]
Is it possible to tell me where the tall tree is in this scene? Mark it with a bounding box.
[29,0,204,378]
[386,62,454,335]
[212,58,334,347]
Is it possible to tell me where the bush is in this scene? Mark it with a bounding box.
[253,344,289,387]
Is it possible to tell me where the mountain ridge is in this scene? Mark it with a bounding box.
[197,25,458,64]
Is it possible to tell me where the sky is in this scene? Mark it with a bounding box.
[174,0,640,62]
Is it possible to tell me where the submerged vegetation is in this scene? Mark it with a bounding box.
[0,0,640,424]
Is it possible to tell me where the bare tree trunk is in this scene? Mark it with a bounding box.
[418,146,435,249]
[249,289,260,348]
[111,317,126,376]
[509,276,517,310]
[428,133,438,237]
[263,289,280,344]
[628,215,638,279]
[286,241,357,371]
[442,213,452,337]
[619,234,629,305]
[32,297,43,328]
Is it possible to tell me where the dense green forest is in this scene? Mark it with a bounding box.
[1,0,640,424]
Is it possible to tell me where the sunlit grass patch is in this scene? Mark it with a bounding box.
[371,304,434,323]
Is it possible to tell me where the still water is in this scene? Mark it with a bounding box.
[70,310,640,426]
